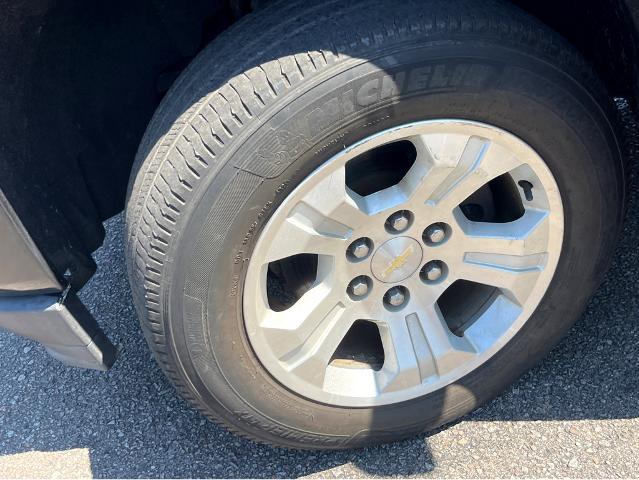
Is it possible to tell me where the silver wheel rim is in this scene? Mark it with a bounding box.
[243,119,564,407]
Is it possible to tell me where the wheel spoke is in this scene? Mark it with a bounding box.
[454,208,550,257]
[263,212,347,263]
[405,133,523,210]
[260,284,353,388]
[414,305,477,376]
[456,252,546,305]
[379,304,476,392]
[377,316,423,392]
[281,312,354,389]
[405,132,482,204]
[453,208,550,305]
[463,294,523,353]
[264,166,370,263]
[297,165,369,229]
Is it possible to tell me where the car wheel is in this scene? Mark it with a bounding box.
[125,0,624,448]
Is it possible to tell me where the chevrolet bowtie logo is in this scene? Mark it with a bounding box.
[381,244,415,279]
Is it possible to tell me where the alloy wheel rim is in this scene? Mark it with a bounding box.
[243,119,564,407]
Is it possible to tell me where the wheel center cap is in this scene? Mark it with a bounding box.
[371,236,423,283]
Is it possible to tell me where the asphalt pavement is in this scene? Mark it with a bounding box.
[1,106,639,478]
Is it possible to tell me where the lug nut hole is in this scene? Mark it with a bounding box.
[385,210,414,234]
[383,285,409,311]
[347,275,373,301]
[422,222,450,246]
[420,260,448,284]
[346,237,373,262]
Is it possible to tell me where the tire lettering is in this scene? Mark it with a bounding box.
[356,78,379,106]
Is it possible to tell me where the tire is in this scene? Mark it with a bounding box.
[125,0,624,449]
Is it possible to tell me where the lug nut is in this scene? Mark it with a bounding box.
[348,238,371,260]
[386,210,413,233]
[423,223,447,245]
[384,286,408,309]
[387,289,405,306]
[348,276,371,299]
[420,260,446,283]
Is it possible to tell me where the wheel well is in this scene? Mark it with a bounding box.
[513,0,638,99]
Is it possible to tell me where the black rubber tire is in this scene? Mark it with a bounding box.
[125,0,625,449]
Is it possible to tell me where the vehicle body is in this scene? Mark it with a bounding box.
[0,0,636,447]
